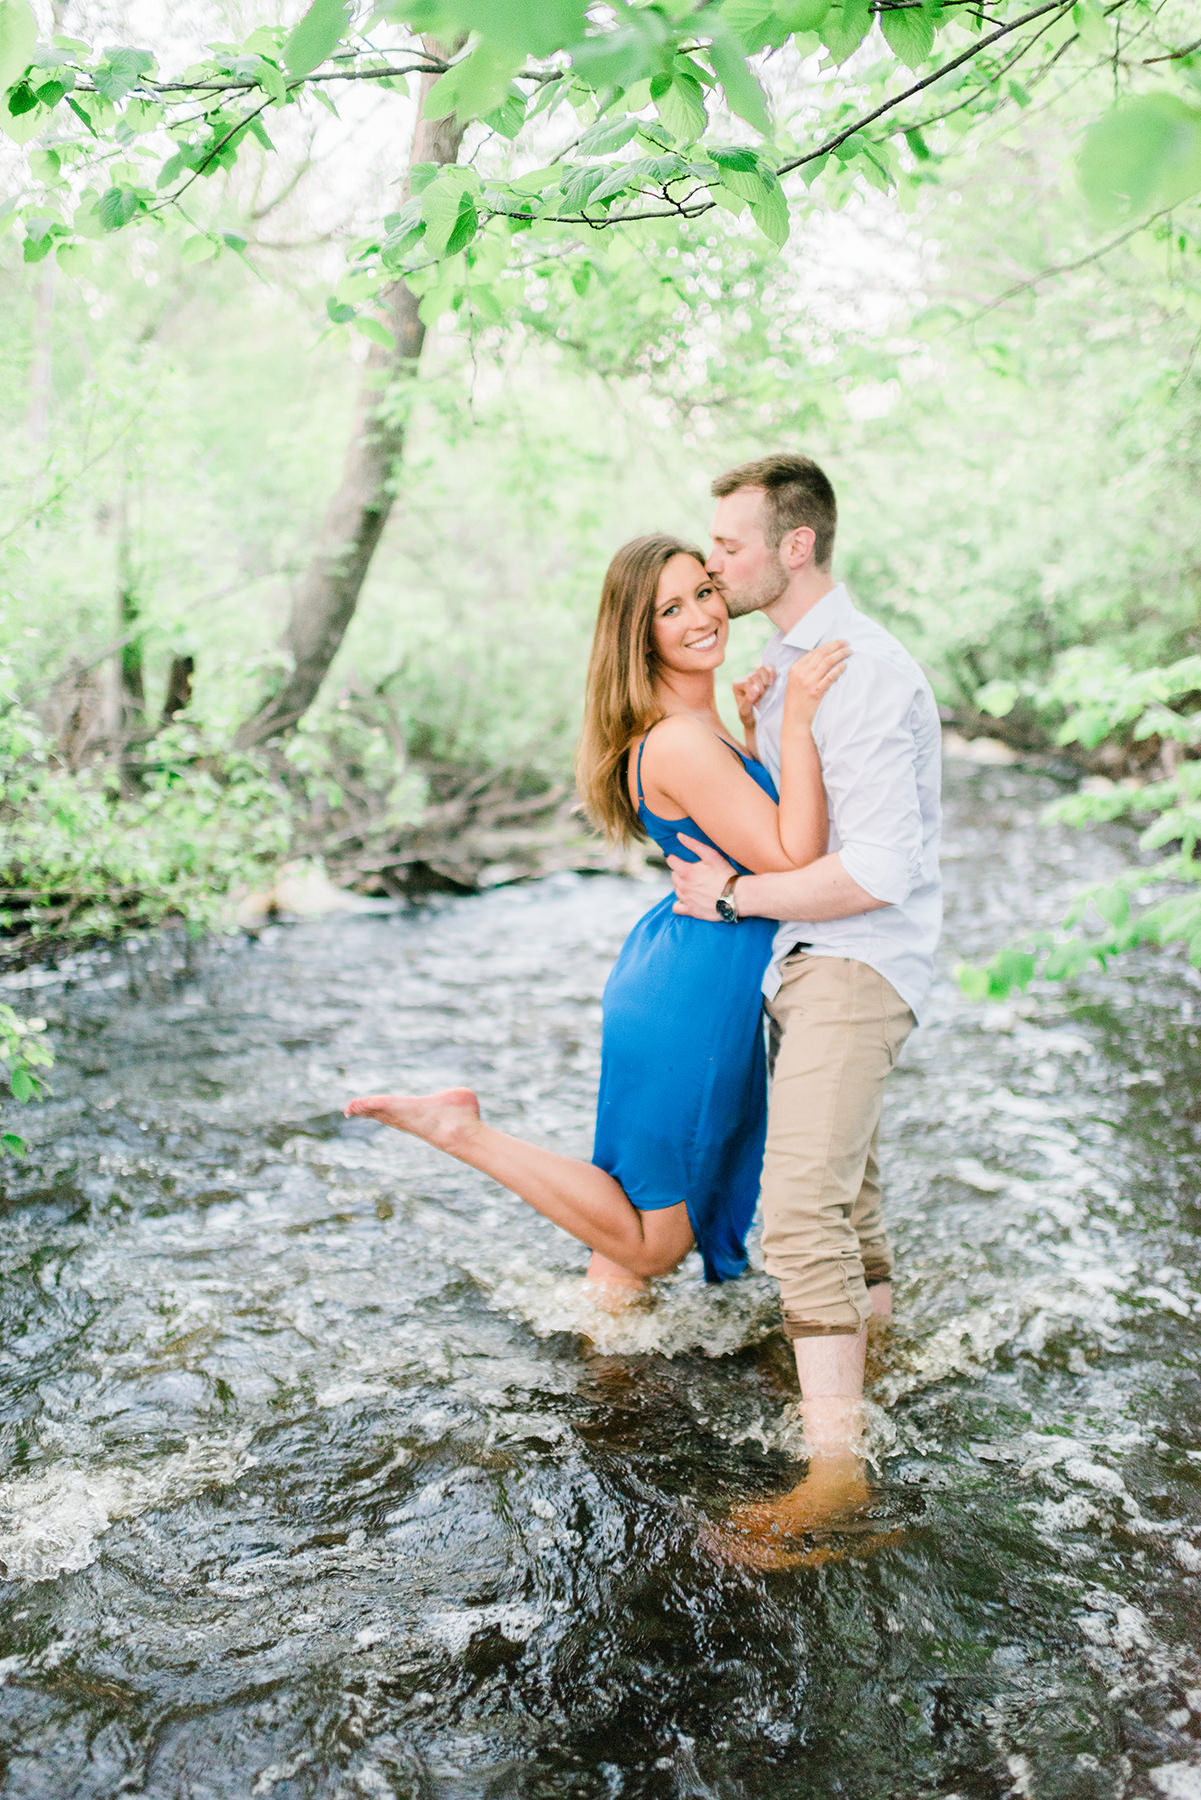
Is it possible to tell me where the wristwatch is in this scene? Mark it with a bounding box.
[715,875,740,924]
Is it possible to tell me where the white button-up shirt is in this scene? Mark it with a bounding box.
[752,584,942,1021]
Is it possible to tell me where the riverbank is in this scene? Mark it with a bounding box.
[0,719,1130,976]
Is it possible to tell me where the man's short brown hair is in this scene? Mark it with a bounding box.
[711,454,837,568]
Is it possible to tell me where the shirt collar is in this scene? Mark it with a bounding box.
[778,583,853,652]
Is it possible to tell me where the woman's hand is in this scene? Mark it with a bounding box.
[733,664,775,733]
[785,640,849,727]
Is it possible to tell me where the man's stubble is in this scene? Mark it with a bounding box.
[717,559,789,620]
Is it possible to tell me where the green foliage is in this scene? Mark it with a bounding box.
[0,1001,53,1155]
[283,0,352,79]
[0,0,1196,327]
[0,702,295,941]
[1081,93,1201,223]
[959,651,1201,999]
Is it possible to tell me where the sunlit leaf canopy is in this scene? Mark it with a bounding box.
[2,0,1199,331]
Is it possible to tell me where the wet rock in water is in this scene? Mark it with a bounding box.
[234,860,398,929]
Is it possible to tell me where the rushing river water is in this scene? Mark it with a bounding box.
[1,758,1200,1800]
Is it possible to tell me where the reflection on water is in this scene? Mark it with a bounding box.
[1,761,1200,1798]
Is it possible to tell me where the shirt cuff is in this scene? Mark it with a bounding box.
[839,842,914,906]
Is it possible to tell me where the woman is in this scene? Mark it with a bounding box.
[345,535,846,1302]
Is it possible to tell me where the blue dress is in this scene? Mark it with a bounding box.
[591,731,779,1282]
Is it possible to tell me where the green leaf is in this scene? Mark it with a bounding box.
[1092,884,1131,929]
[92,46,155,103]
[9,1065,35,1102]
[97,184,139,230]
[586,156,662,206]
[326,296,356,323]
[571,23,659,92]
[422,172,480,255]
[1072,0,1110,54]
[653,70,707,142]
[352,315,396,348]
[482,86,524,139]
[708,143,770,203]
[443,190,479,255]
[718,0,793,53]
[1080,92,1201,222]
[181,232,219,262]
[0,0,36,92]
[1,1132,25,1156]
[706,24,770,134]
[427,0,587,58]
[577,114,639,157]
[425,43,518,124]
[1,90,47,141]
[822,0,873,62]
[785,0,832,26]
[880,3,936,71]
[556,164,611,211]
[282,0,351,79]
[750,175,790,243]
[955,962,991,1002]
[1041,939,1098,982]
[988,947,1036,995]
[255,56,287,104]
[975,679,1020,718]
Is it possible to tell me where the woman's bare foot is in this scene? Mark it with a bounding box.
[344,1087,481,1152]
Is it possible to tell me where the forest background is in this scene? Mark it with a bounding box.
[1,0,1200,1130]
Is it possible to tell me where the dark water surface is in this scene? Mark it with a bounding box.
[2,759,1201,1800]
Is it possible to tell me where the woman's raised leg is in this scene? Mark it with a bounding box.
[344,1088,694,1279]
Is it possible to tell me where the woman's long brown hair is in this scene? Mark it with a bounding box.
[575,534,706,845]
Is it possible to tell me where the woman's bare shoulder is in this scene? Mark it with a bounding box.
[639,714,722,760]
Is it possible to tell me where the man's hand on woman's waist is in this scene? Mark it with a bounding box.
[668,837,890,923]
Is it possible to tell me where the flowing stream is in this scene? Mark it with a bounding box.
[1,757,1200,1800]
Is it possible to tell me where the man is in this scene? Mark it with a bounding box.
[669,454,941,1510]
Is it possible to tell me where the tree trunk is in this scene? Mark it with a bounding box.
[236,64,465,750]
[114,483,146,790]
[115,487,144,736]
[161,654,195,723]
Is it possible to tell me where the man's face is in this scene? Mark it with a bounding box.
[707,487,787,618]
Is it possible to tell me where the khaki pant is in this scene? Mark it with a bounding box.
[762,953,914,1337]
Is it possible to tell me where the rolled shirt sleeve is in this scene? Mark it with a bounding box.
[815,663,925,907]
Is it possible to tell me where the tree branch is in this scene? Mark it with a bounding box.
[148,97,276,213]
[962,204,1178,322]
[480,0,1091,232]
[777,0,1079,177]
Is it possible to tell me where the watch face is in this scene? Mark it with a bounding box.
[716,898,736,923]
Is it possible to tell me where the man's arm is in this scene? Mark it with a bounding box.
[669,838,887,922]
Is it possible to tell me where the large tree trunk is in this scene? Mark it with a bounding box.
[236,65,465,749]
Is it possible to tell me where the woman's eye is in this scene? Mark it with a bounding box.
[662,604,679,617]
